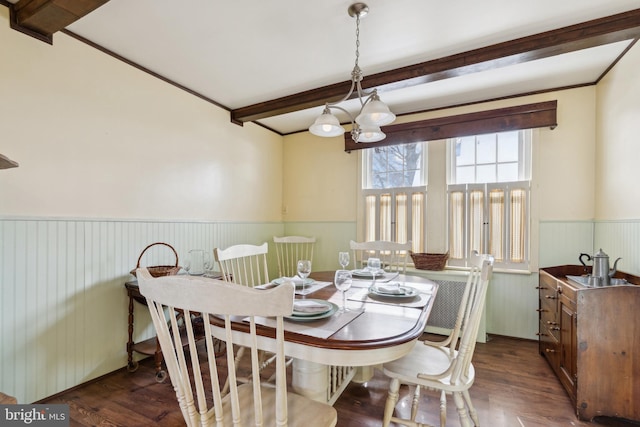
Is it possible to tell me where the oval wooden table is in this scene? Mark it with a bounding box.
[210,271,438,404]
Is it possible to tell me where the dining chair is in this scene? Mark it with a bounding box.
[213,242,283,380]
[273,236,316,277]
[421,250,485,358]
[381,254,494,427]
[136,268,337,427]
[214,242,270,287]
[349,240,412,273]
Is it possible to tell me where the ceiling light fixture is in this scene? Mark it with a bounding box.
[308,3,395,143]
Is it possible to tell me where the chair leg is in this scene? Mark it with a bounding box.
[452,391,472,427]
[462,389,479,426]
[439,390,447,427]
[383,378,401,427]
[411,385,421,422]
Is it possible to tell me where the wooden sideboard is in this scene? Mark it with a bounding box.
[538,265,640,422]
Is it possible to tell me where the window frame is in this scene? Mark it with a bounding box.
[447,129,532,271]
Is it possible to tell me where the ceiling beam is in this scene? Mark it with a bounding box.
[9,0,109,44]
[231,8,640,125]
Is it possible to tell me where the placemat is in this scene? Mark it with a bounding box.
[348,288,432,308]
[254,280,333,295]
[295,281,332,295]
[253,308,364,339]
[351,271,400,286]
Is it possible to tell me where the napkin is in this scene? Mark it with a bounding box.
[282,276,305,285]
[375,284,405,295]
[293,300,330,313]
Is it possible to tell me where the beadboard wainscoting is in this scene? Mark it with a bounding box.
[2,217,639,404]
[0,218,285,404]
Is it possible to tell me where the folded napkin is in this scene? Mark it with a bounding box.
[282,276,306,285]
[375,284,405,295]
[293,300,330,313]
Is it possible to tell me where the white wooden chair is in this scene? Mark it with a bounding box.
[137,268,337,427]
[349,240,412,273]
[214,242,284,378]
[214,242,270,287]
[422,250,485,358]
[273,236,316,278]
[381,254,494,427]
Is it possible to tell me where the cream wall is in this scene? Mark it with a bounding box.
[596,39,640,220]
[282,132,358,221]
[0,8,283,222]
[284,88,598,250]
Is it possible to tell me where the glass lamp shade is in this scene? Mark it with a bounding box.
[309,110,345,137]
[357,125,385,143]
[356,98,396,127]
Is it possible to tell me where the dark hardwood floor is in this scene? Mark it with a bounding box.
[40,334,639,427]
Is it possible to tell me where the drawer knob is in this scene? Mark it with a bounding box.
[545,348,557,353]
[545,295,557,299]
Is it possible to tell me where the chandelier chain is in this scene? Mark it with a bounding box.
[352,13,363,83]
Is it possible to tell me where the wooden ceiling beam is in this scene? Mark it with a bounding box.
[231,8,640,125]
[10,0,109,44]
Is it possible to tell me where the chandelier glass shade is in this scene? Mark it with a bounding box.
[308,3,395,143]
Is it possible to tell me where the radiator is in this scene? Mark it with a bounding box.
[426,279,466,330]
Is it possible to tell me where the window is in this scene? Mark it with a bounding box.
[362,142,428,252]
[447,130,531,270]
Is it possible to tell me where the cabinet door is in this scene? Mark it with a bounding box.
[558,292,577,401]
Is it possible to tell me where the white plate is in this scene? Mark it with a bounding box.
[351,268,386,278]
[369,284,419,298]
[286,300,338,322]
[272,277,315,288]
[291,299,334,317]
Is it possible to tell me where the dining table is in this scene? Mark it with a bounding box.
[208,270,438,404]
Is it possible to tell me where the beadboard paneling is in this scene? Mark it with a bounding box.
[538,221,594,267]
[594,220,640,276]
[0,218,283,404]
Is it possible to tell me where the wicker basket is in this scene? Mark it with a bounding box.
[410,251,449,270]
[130,242,181,277]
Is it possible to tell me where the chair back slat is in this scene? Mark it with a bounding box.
[447,255,493,385]
[137,268,297,427]
[214,242,270,287]
[349,240,412,273]
[273,236,316,277]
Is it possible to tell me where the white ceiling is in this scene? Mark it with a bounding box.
[60,0,640,135]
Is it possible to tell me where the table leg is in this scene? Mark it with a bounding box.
[292,359,328,402]
[291,359,357,405]
[126,295,136,371]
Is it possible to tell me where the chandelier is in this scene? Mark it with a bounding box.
[308,3,396,143]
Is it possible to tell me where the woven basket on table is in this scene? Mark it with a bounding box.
[130,242,181,277]
[410,251,449,271]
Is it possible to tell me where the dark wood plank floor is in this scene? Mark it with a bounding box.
[40,334,639,427]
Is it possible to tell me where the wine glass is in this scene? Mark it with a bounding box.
[338,252,350,269]
[334,270,353,313]
[367,257,382,286]
[297,259,312,292]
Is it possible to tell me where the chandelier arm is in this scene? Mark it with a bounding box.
[355,81,378,109]
[325,104,356,124]
[327,78,357,107]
